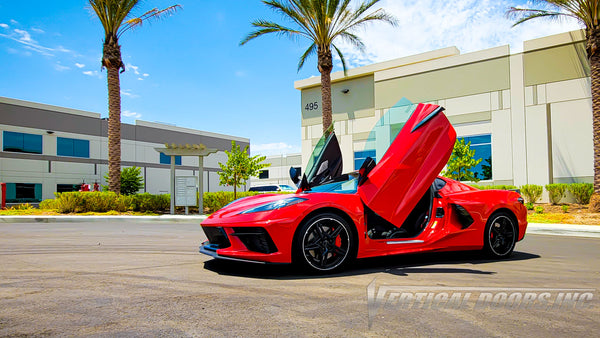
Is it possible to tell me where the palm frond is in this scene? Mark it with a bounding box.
[332,43,348,76]
[240,20,305,45]
[298,43,316,71]
[118,5,181,38]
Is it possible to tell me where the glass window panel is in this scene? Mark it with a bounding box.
[3,131,42,154]
[22,134,42,154]
[73,139,90,158]
[57,137,73,156]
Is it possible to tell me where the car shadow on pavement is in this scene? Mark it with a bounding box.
[202,250,541,280]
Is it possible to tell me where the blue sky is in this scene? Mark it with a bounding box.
[0,0,580,156]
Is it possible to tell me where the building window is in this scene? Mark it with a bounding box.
[2,131,42,154]
[354,150,376,170]
[4,183,42,203]
[160,153,182,165]
[57,137,90,158]
[57,184,80,193]
[460,134,492,180]
[259,170,269,179]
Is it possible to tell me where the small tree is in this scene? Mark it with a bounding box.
[218,141,270,199]
[103,166,144,195]
[443,139,482,182]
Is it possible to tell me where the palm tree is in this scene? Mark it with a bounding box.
[241,0,396,134]
[507,1,600,211]
[88,0,180,193]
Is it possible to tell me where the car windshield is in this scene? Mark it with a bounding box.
[308,175,358,194]
[279,185,295,191]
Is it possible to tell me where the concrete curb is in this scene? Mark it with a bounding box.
[0,215,208,223]
[0,217,598,238]
[526,223,600,238]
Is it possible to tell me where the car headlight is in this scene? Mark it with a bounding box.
[240,197,307,214]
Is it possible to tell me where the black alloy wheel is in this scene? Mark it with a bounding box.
[295,213,354,273]
[484,212,517,258]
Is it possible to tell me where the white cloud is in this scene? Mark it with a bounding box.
[0,27,73,57]
[137,77,144,81]
[120,89,139,98]
[75,63,85,68]
[0,23,8,29]
[127,64,140,75]
[54,63,70,71]
[334,0,582,68]
[14,29,33,43]
[10,19,18,25]
[122,110,142,119]
[31,27,45,34]
[83,70,102,78]
[251,142,301,156]
[143,73,149,77]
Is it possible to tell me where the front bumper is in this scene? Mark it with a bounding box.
[199,224,293,264]
[199,242,268,264]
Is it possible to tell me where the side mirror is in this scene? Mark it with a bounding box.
[358,157,376,186]
[289,167,301,185]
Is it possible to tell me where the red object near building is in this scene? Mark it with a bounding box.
[0,183,6,209]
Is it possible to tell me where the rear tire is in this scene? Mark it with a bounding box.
[294,213,355,273]
[483,211,517,258]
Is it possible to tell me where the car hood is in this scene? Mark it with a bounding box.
[206,193,302,220]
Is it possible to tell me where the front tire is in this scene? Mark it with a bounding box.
[483,212,517,258]
[294,213,355,273]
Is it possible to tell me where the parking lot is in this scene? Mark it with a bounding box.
[0,221,598,337]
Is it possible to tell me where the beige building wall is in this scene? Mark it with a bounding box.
[249,153,302,188]
[296,30,592,202]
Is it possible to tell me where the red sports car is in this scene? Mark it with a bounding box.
[200,99,527,272]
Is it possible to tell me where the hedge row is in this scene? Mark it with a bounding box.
[40,192,170,213]
[470,183,594,205]
[39,190,291,214]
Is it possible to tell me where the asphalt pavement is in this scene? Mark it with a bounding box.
[0,221,598,336]
[1,214,598,238]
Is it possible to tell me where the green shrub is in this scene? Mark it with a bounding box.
[51,191,138,213]
[534,206,544,214]
[561,205,569,213]
[545,183,567,205]
[525,202,534,210]
[133,193,170,212]
[203,191,265,214]
[102,166,144,195]
[83,192,117,212]
[568,183,593,205]
[520,184,543,204]
[9,203,34,210]
[54,192,86,213]
[469,184,517,191]
[39,199,57,209]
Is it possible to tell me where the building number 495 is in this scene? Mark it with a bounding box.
[305,102,319,111]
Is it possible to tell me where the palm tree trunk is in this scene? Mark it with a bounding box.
[318,46,333,134]
[587,27,600,211]
[107,66,122,193]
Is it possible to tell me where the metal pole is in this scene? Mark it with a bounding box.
[198,156,204,215]
[170,155,175,215]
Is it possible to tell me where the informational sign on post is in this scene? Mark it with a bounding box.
[175,176,197,207]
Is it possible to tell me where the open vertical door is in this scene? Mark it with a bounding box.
[357,103,456,227]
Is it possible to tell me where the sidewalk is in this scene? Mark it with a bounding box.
[0,215,208,223]
[0,215,598,238]
[526,223,600,238]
